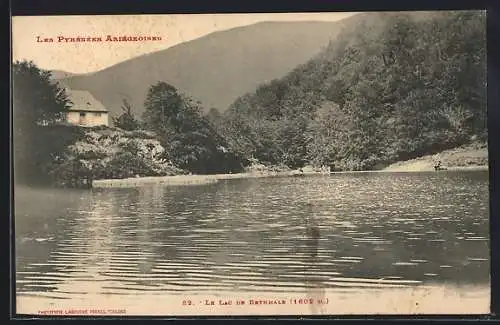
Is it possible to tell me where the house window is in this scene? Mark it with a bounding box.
[96,113,102,117]
[80,112,86,117]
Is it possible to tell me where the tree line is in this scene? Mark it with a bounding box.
[13,10,487,186]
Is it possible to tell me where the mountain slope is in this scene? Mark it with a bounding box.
[57,19,357,117]
[50,70,78,80]
[218,10,487,170]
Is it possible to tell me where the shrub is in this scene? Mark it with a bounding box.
[47,128,186,186]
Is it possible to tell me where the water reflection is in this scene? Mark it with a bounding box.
[303,202,326,314]
[16,171,490,300]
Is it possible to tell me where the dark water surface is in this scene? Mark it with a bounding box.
[15,172,490,299]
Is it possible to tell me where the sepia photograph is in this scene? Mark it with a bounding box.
[12,10,489,316]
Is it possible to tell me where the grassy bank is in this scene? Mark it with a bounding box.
[383,142,488,172]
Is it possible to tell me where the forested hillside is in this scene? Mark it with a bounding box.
[14,11,487,188]
[216,11,487,171]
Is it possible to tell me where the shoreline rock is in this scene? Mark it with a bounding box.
[91,142,489,188]
[382,142,488,172]
[92,165,489,189]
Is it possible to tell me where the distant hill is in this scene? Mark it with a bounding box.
[57,18,358,117]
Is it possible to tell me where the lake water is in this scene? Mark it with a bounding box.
[15,171,490,315]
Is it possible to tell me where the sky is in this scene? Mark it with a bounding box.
[12,12,358,74]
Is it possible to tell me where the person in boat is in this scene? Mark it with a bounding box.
[292,167,305,177]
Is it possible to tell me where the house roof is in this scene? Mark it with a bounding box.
[66,89,108,113]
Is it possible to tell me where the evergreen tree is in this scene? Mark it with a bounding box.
[112,99,140,131]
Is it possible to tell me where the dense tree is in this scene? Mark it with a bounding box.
[142,81,245,174]
[206,107,223,125]
[13,60,71,184]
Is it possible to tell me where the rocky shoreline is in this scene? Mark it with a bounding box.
[91,170,324,188]
[92,165,489,188]
[91,142,488,188]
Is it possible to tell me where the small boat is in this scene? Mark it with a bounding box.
[291,168,306,177]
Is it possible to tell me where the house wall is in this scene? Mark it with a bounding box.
[67,111,109,127]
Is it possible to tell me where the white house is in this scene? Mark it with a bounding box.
[65,89,109,127]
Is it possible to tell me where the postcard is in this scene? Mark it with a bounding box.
[12,11,489,317]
